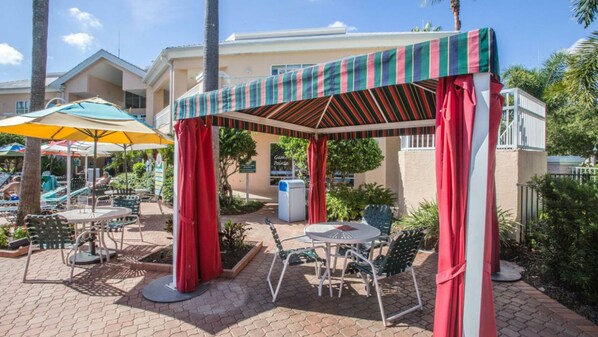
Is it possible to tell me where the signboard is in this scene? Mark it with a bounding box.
[154,153,164,195]
[270,144,293,186]
[239,161,256,173]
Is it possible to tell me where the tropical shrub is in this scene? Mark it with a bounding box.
[111,171,155,192]
[528,175,598,302]
[161,166,174,204]
[0,229,7,248]
[12,226,28,240]
[133,162,146,178]
[219,220,250,252]
[326,183,395,221]
[396,199,518,251]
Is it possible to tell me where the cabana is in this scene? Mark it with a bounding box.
[153,28,503,337]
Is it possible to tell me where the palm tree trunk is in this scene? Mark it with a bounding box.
[17,0,49,224]
[204,0,221,222]
[450,0,461,31]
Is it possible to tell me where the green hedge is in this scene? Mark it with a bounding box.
[326,183,395,221]
[529,175,598,303]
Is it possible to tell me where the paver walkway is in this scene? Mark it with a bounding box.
[0,203,596,337]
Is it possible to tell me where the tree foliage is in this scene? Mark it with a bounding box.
[573,0,598,28]
[0,133,24,147]
[278,137,384,185]
[411,21,442,32]
[422,0,461,30]
[219,128,257,206]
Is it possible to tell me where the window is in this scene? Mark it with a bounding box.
[124,91,146,109]
[15,101,29,114]
[271,64,314,76]
[270,143,294,186]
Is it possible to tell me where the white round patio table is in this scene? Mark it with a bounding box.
[305,222,381,297]
[56,206,131,264]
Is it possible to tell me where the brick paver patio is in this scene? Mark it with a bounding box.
[1,202,597,337]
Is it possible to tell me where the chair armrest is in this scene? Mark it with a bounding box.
[343,248,377,271]
[280,234,310,243]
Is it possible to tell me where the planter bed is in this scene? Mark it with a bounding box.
[131,241,263,279]
[0,245,29,258]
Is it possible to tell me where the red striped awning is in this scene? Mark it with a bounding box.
[175,28,499,139]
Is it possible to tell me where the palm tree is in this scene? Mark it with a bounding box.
[422,0,461,31]
[203,0,221,218]
[411,21,442,32]
[17,0,49,224]
[565,33,598,108]
[573,0,598,28]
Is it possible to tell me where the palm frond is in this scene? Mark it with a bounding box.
[573,0,598,28]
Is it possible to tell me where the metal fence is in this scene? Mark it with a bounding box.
[518,173,594,245]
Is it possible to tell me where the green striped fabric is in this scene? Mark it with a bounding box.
[176,28,500,139]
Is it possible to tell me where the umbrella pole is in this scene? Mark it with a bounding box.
[92,135,97,212]
[66,141,71,209]
[124,145,129,190]
[85,156,88,182]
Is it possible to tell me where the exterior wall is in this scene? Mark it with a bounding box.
[228,132,281,201]
[0,92,62,117]
[363,137,400,204]
[397,150,437,214]
[122,71,145,91]
[397,149,548,224]
[87,76,125,106]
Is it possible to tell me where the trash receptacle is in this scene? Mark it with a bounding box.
[278,179,306,222]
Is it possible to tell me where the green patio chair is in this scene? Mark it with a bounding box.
[265,218,325,302]
[93,184,112,207]
[23,214,89,284]
[106,195,142,250]
[334,204,393,270]
[338,228,425,327]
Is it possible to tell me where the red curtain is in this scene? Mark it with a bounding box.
[307,135,328,224]
[433,75,502,337]
[174,118,222,293]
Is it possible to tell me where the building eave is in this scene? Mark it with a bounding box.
[48,49,146,89]
[0,87,60,95]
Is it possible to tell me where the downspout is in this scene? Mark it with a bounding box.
[168,59,175,133]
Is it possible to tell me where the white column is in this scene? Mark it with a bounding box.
[171,134,179,288]
[463,73,491,337]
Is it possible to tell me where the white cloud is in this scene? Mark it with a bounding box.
[62,33,94,51]
[126,0,177,26]
[567,38,586,54]
[68,8,102,29]
[328,21,357,32]
[0,43,23,65]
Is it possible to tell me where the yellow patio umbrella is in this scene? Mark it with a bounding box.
[0,97,173,210]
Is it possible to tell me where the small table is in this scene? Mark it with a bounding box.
[305,222,381,297]
[56,206,131,264]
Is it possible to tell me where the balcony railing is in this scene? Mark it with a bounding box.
[401,88,546,151]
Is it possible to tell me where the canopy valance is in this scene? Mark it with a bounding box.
[175,28,499,139]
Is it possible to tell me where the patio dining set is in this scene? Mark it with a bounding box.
[21,189,146,283]
[266,204,426,327]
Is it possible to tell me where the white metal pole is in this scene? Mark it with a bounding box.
[463,73,491,337]
[246,173,249,203]
[85,156,88,183]
[171,134,179,288]
[66,141,72,209]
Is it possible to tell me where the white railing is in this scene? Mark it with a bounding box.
[154,106,171,130]
[572,166,598,177]
[401,88,546,151]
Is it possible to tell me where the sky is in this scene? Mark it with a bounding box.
[0,0,596,82]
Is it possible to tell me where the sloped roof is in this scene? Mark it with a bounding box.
[48,49,146,88]
[0,73,63,92]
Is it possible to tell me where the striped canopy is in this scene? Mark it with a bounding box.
[176,28,499,139]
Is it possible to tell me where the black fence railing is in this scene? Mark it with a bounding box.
[518,183,542,245]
